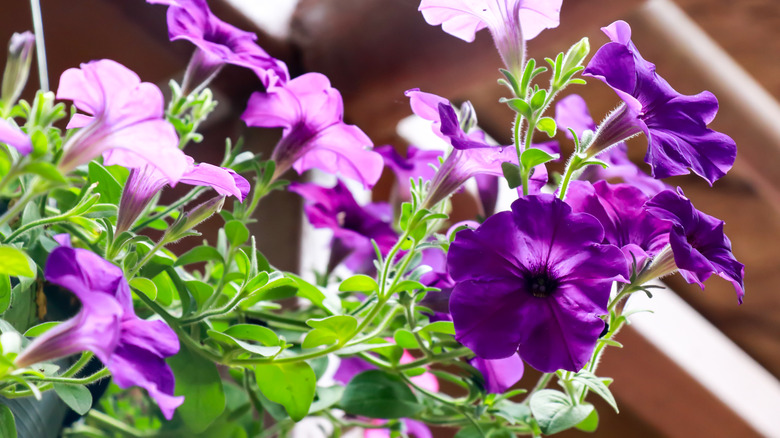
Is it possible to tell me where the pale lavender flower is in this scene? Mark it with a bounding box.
[15,240,183,418]
[116,157,249,233]
[419,0,562,73]
[0,118,31,155]
[56,59,188,183]
[242,73,383,189]
[448,195,628,372]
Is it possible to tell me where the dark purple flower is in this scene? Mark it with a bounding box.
[147,0,288,90]
[470,353,524,394]
[289,180,397,273]
[645,188,745,303]
[375,144,443,200]
[15,241,183,418]
[242,73,383,189]
[116,158,249,233]
[419,0,562,73]
[555,94,669,197]
[566,180,670,270]
[583,21,736,185]
[0,118,31,155]
[57,59,188,183]
[447,195,628,372]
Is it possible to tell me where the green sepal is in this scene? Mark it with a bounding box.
[501,162,523,189]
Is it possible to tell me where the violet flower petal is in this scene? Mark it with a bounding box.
[470,353,524,394]
[0,118,31,155]
[645,188,745,303]
[448,195,628,372]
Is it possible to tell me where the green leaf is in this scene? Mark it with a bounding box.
[501,162,523,189]
[0,403,16,438]
[340,370,423,419]
[53,383,92,415]
[573,370,618,412]
[224,324,279,346]
[168,342,226,432]
[498,69,521,96]
[175,246,223,267]
[389,280,426,295]
[536,117,557,137]
[520,148,559,170]
[0,246,35,277]
[530,389,594,435]
[88,162,123,206]
[82,203,118,219]
[129,277,157,300]
[289,273,341,314]
[499,98,532,119]
[303,315,358,349]
[308,386,345,414]
[207,330,280,357]
[393,329,419,349]
[224,220,249,247]
[23,321,60,337]
[338,275,378,293]
[530,89,547,110]
[0,275,10,314]
[421,320,455,335]
[186,280,214,308]
[575,408,599,433]
[254,361,316,421]
[21,162,67,184]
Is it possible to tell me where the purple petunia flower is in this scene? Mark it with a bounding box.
[0,118,31,155]
[583,21,737,185]
[645,188,745,303]
[375,144,443,201]
[147,0,288,90]
[418,0,562,74]
[242,73,383,189]
[56,59,188,184]
[469,353,524,394]
[116,157,250,233]
[447,195,628,372]
[15,240,183,418]
[566,180,670,270]
[289,180,397,273]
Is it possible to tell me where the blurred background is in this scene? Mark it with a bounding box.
[1,0,779,436]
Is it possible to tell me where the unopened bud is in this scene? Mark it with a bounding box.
[458,101,478,133]
[1,31,35,112]
[168,195,225,240]
[561,37,590,75]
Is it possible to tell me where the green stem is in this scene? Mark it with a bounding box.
[87,410,149,438]
[522,373,553,405]
[347,304,402,345]
[242,310,310,329]
[126,238,168,279]
[557,154,583,201]
[28,367,110,385]
[61,352,94,378]
[200,249,234,311]
[29,0,49,92]
[180,287,245,325]
[0,183,39,228]
[132,187,204,232]
[3,214,68,243]
[395,347,472,371]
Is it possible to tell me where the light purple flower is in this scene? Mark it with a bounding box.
[405,90,521,208]
[56,59,188,183]
[242,73,383,189]
[116,157,250,233]
[566,180,670,270]
[147,0,288,90]
[365,419,431,438]
[289,180,397,273]
[555,94,669,197]
[418,0,562,73]
[470,353,524,394]
[645,188,745,303]
[15,241,183,418]
[375,144,443,200]
[0,118,31,155]
[447,195,628,372]
[583,21,737,185]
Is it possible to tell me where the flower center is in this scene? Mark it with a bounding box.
[525,272,559,298]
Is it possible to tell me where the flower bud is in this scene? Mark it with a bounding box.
[1,31,35,113]
[167,195,225,240]
[561,37,590,75]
